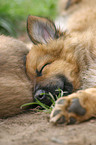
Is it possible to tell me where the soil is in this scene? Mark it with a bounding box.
[0,111,96,145]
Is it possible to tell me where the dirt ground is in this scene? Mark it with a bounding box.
[0,111,96,145]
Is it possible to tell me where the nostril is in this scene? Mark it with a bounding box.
[34,90,46,101]
[38,94,45,100]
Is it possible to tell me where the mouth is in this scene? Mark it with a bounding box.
[33,75,73,106]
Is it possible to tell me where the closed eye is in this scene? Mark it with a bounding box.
[36,63,51,77]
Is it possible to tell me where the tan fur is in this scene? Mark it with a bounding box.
[56,0,96,89]
[50,0,96,123]
[26,36,80,91]
[26,0,96,123]
[0,35,33,118]
[26,30,96,91]
[58,0,96,32]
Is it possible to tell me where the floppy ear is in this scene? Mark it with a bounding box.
[27,15,57,44]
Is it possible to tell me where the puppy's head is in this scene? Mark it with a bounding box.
[26,16,79,106]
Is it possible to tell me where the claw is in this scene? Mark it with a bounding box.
[57,115,66,124]
[56,99,65,105]
[53,110,61,117]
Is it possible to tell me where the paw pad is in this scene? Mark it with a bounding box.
[68,98,86,116]
[68,117,76,124]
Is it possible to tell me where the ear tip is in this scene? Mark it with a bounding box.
[27,15,34,21]
[27,15,36,26]
[27,15,39,21]
[27,15,33,21]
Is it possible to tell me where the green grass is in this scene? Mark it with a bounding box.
[21,89,67,114]
[0,16,17,36]
[0,0,58,36]
[0,0,57,19]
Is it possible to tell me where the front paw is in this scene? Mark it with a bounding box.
[50,91,93,124]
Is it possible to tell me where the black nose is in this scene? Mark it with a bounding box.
[34,89,52,106]
[34,90,45,101]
